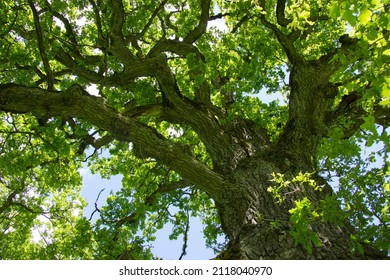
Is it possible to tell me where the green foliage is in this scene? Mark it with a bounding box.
[0,113,88,259]
[289,197,322,254]
[1,0,389,259]
[317,125,390,252]
[268,172,321,204]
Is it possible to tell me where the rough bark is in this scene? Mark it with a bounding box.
[212,157,387,259]
[0,83,224,197]
[1,0,389,260]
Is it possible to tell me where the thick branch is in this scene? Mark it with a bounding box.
[0,84,224,196]
[44,0,101,67]
[109,0,125,36]
[55,48,103,84]
[55,48,167,85]
[147,39,205,61]
[316,34,361,72]
[231,12,253,33]
[76,133,114,156]
[183,0,211,43]
[276,0,292,27]
[108,0,135,62]
[154,58,191,109]
[154,61,233,166]
[123,103,164,118]
[209,12,232,21]
[0,190,19,215]
[374,106,390,128]
[34,69,73,86]
[257,2,301,64]
[274,35,377,167]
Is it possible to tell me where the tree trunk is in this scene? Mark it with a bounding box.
[212,157,387,260]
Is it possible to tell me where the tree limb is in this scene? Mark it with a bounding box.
[184,0,211,43]
[108,0,135,62]
[0,190,19,215]
[88,0,105,43]
[147,39,205,61]
[44,0,78,46]
[55,47,167,86]
[276,0,292,27]
[27,0,54,90]
[0,83,224,196]
[328,90,390,138]
[55,48,104,84]
[209,12,231,21]
[231,12,253,34]
[135,0,168,40]
[257,1,301,64]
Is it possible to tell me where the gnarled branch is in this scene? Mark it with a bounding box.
[184,0,211,43]
[276,0,292,27]
[0,83,224,196]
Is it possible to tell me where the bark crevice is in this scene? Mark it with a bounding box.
[213,157,388,259]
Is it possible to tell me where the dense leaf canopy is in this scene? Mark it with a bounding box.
[0,0,389,259]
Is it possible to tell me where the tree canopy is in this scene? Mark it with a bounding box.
[0,0,389,259]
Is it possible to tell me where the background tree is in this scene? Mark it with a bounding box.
[0,0,389,259]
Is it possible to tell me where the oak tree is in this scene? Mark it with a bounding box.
[0,0,389,259]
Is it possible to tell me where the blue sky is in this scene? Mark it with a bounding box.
[80,165,216,260]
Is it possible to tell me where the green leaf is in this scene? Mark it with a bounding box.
[370,0,381,9]
[361,115,376,133]
[359,8,372,25]
[1,0,389,260]
[380,81,390,107]
[330,2,341,19]
[344,9,358,26]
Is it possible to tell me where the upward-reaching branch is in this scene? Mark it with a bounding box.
[276,0,292,27]
[135,0,168,40]
[183,0,211,43]
[257,1,301,64]
[28,0,54,90]
[88,0,105,43]
[44,0,78,47]
[108,0,135,62]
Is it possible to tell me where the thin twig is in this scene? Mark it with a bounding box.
[178,209,190,260]
[88,188,105,221]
